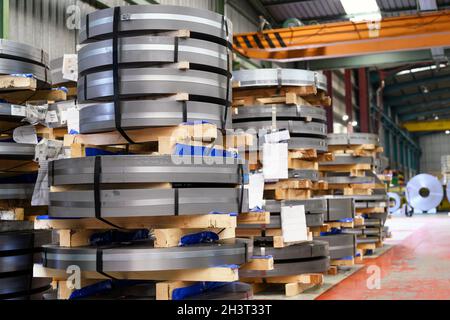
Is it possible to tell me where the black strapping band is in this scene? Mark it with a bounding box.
[181,101,187,123]
[94,156,124,230]
[174,188,179,216]
[112,6,135,145]
[222,16,231,132]
[96,248,118,280]
[238,163,245,214]
[174,37,179,63]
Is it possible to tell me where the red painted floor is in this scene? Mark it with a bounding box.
[317,214,450,300]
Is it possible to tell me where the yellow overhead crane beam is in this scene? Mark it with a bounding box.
[233,10,450,62]
[403,119,450,132]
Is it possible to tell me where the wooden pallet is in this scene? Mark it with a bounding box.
[328,144,384,157]
[330,257,355,267]
[232,85,331,107]
[356,207,387,215]
[264,179,313,191]
[264,188,312,201]
[237,211,270,225]
[38,213,237,249]
[243,273,324,297]
[235,228,313,248]
[0,75,37,92]
[0,88,67,104]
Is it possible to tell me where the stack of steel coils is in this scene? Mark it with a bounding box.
[232,69,328,153]
[0,230,52,300]
[45,155,251,295]
[77,5,232,139]
[240,241,329,279]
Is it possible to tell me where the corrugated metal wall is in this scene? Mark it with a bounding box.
[7,0,257,61]
[420,133,450,175]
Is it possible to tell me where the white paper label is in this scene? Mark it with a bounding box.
[262,143,288,180]
[264,130,290,143]
[62,54,78,82]
[25,104,48,124]
[34,139,64,162]
[66,107,80,134]
[31,160,49,206]
[281,205,308,243]
[45,110,59,123]
[13,125,38,144]
[248,173,265,210]
[11,105,26,117]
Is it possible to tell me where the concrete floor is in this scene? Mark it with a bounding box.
[317,213,450,300]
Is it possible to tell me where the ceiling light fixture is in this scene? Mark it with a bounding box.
[342,114,349,121]
[351,121,358,127]
[446,130,450,135]
[340,0,382,22]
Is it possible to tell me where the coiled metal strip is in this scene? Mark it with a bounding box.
[314,234,356,260]
[79,36,230,75]
[232,120,327,137]
[78,100,230,134]
[232,104,326,122]
[79,5,233,46]
[233,69,327,92]
[0,142,35,160]
[50,155,246,186]
[78,68,231,104]
[327,133,379,146]
[42,240,248,272]
[49,188,248,218]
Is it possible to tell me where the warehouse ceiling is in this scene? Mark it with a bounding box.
[259,0,450,24]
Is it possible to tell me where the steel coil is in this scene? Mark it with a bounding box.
[79,36,230,75]
[78,67,231,103]
[50,155,246,186]
[42,240,248,272]
[406,174,444,211]
[327,133,379,146]
[387,192,401,213]
[248,136,327,152]
[0,103,26,121]
[0,183,35,200]
[314,234,355,260]
[252,240,329,261]
[0,142,35,160]
[79,100,230,134]
[232,104,326,122]
[233,69,327,92]
[0,39,50,83]
[79,5,233,46]
[233,120,327,137]
[320,154,373,166]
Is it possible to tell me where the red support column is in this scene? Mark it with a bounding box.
[324,70,333,133]
[358,68,370,133]
[344,69,353,133]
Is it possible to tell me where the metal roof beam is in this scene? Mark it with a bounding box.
[399,107,450,121]
[246,0,277,25]
[395,96,450,114]
[387,86,450,106]
[383,73,450,95]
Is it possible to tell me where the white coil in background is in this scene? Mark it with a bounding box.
[406,174,443,211]
[387,192,401,213]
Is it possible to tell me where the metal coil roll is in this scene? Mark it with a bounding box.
[78,68,231,103]
[0,142,35,160]
[42,240,248,272]
[239,241,329,278]
[233,104,327,122]
[320,154,373,166]
[0,103,26,121]
[50,155,247,186]
[0,230,52,300]
[78,36,230,75]
[0,39,50,83]
[49,155,248,218]
[233,69,327,92]
[247,136,328,152]
[327,133,379,146]
[314,234,356,260]
[233,120,327,137]
[406,174,444,211]
[0,183,35,200]
[79,100,230,134]
[79,5,233,46]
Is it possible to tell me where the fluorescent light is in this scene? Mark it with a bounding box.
[396,64,447,76]
[340,0,382,22]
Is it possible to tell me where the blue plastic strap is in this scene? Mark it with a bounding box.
[179,231,219,246]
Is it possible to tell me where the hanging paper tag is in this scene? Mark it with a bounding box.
[66,107,80,134]
[248,173,265,210]
[45,110,59,123]
[262,142,288,180]
[281,205,308,243]
[62,54,78,82]
[11,104,26,117]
